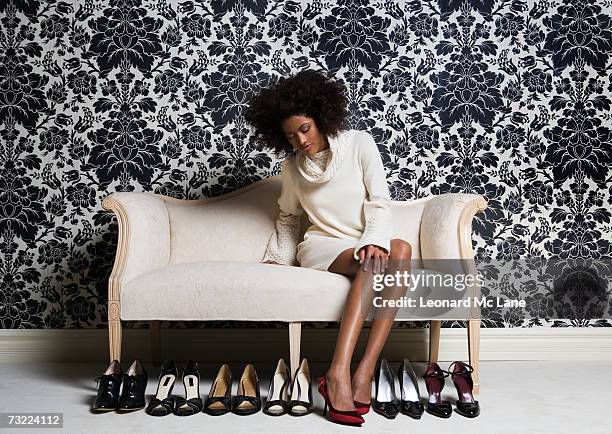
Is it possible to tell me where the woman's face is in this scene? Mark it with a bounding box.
[281,114,329,156]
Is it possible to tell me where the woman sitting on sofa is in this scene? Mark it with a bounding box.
[245,69,413,426]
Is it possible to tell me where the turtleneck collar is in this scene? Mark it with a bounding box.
[307,148,331,170]
[295,131,349,183]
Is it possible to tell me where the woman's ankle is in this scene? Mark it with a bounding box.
[352,364,374,384]
[324,368,356,411]
[351,368,373,402]
[326,367,351,382]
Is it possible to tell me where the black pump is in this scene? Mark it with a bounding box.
[397,359,424,419]
[373,358,400,419]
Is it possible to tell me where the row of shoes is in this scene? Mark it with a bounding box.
[147,359,264,416]
[372,359,480,420]
[317,359,480,427]
[92,358,314,417]
[93,358,478,422]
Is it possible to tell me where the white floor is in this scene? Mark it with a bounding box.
[0,361,608,434]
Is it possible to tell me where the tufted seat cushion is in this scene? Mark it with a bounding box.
[120,261,470,321]
[121,261,350,321]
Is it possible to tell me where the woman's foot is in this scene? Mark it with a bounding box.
[351,370,373,405]
[325,370,357,412]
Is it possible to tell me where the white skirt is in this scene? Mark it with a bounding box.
[296,232,359,272]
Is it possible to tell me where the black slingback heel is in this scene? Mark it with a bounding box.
[288,358,313,416]
[146,360,178,417]
[263,358,290,416]
[174,360,203,416]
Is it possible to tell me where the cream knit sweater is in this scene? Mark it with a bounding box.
[262,129,393,266]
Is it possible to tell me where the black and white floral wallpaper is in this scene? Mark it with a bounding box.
[0,0,610,330]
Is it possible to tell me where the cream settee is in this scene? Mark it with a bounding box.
[102,175,487,392]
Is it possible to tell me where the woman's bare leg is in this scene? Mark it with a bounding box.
[351,239,412,404]
[326,239,413,408]
[326,239,412,410]
[324,248,373,411]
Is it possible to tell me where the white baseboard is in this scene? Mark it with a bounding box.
[1,327,611,363]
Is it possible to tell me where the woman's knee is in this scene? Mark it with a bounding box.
[390,239,412,259]
[327,247,359,277]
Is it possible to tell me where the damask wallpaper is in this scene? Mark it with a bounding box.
[0,0,610,330]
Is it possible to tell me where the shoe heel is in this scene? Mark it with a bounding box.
[318,376,363,426]
[447,361,480,418]
[423,362,452,419]
[263,358,289,416]
[146,360,178,417]
[174,360,203,416]
[373,359,400,419]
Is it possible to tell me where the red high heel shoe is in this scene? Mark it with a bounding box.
[354,400,370,415]
[318,377,365,426]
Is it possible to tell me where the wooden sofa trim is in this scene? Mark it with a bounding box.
[429,195,488,394]
[101,195,130,362]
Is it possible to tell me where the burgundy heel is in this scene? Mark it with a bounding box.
[423,362,452,418]
[446,361,480,418]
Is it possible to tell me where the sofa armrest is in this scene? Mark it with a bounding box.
[420,193,487,305]
[102,193,171,301]
[420,193,487,260]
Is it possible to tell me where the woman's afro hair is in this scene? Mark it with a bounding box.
[245,69,348,158]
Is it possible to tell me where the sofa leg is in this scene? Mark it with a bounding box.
[109,319,122,362]
[468,319,480,395]
[429,320,441,362]
[150,321,161,366]
[289,322,301,381]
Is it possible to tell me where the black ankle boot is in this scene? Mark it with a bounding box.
[93,360,123,412]
[118,360,148,411]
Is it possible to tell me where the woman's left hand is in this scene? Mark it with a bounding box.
[358,244,389,274]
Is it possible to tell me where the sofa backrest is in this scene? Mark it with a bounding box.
[164,177,281,264]
[163,176,428,266]
[389,198,428,266]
